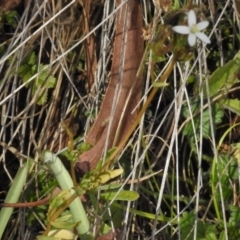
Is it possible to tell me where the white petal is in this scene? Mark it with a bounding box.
[172,26,190,34]
[188,10,196,27]
[197,21,209,31]
[195,32,211,44]
[188,33,196,46]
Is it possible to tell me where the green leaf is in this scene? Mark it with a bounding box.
[108,204,123,228]
[222,99,240,115]
[76,142,92,153]
[203,51,240,98]
[48,189,72,220]
[54,213,72,223]
[38,64,56,88]
[36,90,48,105]
[5,11,17,28]
[0,164,28,238]
[37,236,60,240]
[101,190,139,201]
[203,224,217,240]
[179,212,217,240]
[97,169,123,185]
[18,64,33,85]
[50,220,77,230]
[183,101,224,140]
[17,52,56,105]
[113,202,173,222]
[101,224,112,235]
[228,205,240,227]
[37,229,76,240]
[28,52,37,65]
[99,183,122,191]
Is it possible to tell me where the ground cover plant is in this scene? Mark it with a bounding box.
[0,0,240,239]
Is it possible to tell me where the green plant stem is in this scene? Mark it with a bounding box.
[113,202,176,223]
[211,155,221,221]
[0,164,28,238]
[60,122,78,186]
[42,151,90,239]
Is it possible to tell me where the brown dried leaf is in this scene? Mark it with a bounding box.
[76,0,144,172]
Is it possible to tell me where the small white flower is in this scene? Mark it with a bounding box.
[172,10,211,46]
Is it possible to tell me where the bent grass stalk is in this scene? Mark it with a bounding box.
[42,151,91,239]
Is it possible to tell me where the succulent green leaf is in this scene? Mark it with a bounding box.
[99,183,122,191]
[50,218,78,230]
[222,99,240,116]
[101,190,139,201]
[97,169,123,185]
[203,51,240,98]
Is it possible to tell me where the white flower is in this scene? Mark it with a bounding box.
[172,10,211,46]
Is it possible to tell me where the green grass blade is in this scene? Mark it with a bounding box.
[0,164,28,238]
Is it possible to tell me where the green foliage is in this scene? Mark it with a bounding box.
[47,190,78,230]
[217,206,240,239]
[79,168,123,192]
[42,148,139,238]
[173,0,180,10]
[182,100,224,140]
[208,143,240,239]
[179,212,217,240]
[227,205,240,238]
[27,168,57,225]
[211,153,238,202]
[5,11,18,28]
[204,51,240,99]
[18,52,56,105]
[62,142,92,162]
[0,11,17,29]
[222,99,240,116]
